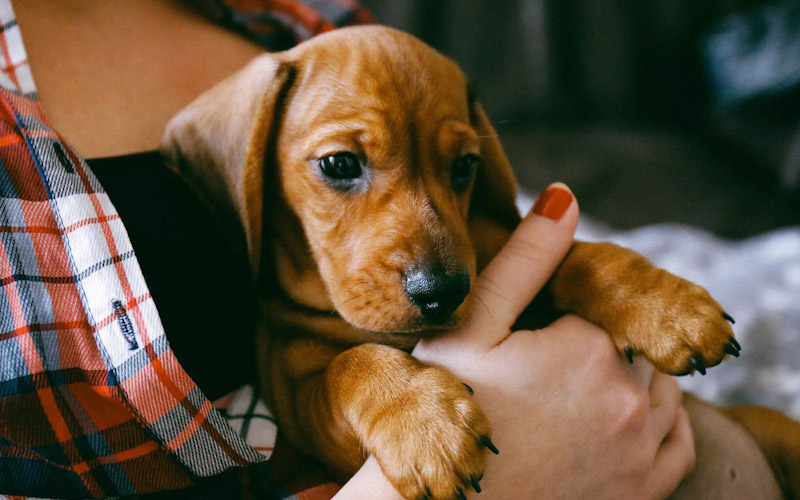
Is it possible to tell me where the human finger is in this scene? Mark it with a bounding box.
[627,357,656,388]
[644,373,683,448]
[647,406,696,500]
[458,183,579,347]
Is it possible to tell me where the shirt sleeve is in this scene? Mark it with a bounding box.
[0,0,373,498]
[193,0,375,51]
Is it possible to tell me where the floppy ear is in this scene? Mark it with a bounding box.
[468,97,522,269]
[161,54,294,274]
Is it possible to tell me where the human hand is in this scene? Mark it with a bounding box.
[412,183,696,499]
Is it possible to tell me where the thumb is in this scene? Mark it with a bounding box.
[457,182,579,348]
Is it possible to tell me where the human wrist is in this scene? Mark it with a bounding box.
[334,456,403,499]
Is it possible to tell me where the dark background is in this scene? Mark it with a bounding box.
[362,0,800,238]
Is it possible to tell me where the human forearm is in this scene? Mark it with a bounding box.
[334,456,403,500]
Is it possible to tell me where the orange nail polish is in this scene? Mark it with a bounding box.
[532,185,572,221]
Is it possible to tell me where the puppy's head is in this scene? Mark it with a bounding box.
[163,26,519,336]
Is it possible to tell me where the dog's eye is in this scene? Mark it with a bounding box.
[451,154,480,190]
[319,153,363,181]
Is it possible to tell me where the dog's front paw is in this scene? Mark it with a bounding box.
[553,242,740,376]
[607,269,739,376]
[365,367,492,500]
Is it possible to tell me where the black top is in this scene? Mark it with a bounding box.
[88,152,257,400]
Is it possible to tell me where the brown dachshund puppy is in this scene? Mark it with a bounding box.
[162,26,800,499]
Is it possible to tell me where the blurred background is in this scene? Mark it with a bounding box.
[362,0,800,238]
[361,0,800,415]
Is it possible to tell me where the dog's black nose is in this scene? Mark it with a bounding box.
[404,267,470,321]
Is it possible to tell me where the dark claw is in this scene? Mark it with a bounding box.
[481,436,499,455]
[470,475,482,493]
[456,487,467,500]
[729,336,741,351]
[723,342,740,357]
[689,355,706,375]
[463,383,474,395]
[624,347,635,364]
[722,312,735,324]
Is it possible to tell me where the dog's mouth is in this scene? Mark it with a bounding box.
[393,317,464,336]
[340,297,470,338]
[330,265,473,337]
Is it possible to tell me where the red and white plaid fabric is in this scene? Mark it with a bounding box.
[0,1,372,498]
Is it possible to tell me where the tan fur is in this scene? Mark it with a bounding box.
[550,242,736,374]
[162,25,800,500]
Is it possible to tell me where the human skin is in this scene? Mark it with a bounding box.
[335,186,695,499]
[335,184,780,499]
[15,0,265,159]
[16,2,774,498]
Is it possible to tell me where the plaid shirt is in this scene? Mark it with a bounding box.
[0,1,371,498]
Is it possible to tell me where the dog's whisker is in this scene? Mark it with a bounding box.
[367,297,394,328]
[373,296,392,311]
[472,295,494,321]
[473,282,505,307]
[344,280,371,294]
[340,294,364,306]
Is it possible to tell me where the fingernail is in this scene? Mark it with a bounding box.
[531,183,572,221]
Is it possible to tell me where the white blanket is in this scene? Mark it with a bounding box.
[517,195,800,418]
